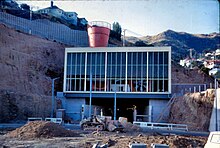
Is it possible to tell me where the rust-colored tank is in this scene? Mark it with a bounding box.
[87,21,111,47]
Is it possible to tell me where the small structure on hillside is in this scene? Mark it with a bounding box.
[36,1,87,27]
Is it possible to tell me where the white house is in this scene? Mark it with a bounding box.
[36,1,78,26]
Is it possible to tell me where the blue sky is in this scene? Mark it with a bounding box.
[18,0,219,36]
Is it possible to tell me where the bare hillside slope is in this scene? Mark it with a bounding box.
[169,89,215,131]
[0,24,65,122]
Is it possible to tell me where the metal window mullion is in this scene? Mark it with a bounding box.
[158,52,159,92]
[90,53,92,91]
[110,53,113,92]
[69,53,72,91]
[104,52,107,92]
[152,52,154,92]
[79,53,82,91]
[131,52,133,92]
[74,53,77,91]
[141,52,143,92]
[146,52,149,92]
[115,52,117,92]
[100,53,102,91]
[84,53,87,91]
[120,53,122,92]
[169,51,171,93]
[136,53,138,92]
[163,52,164,92]
[95,53,97,91]
[125,52,128,92]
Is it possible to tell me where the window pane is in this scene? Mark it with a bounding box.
[164,52,168,64]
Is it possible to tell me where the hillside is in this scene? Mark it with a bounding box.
[169,89,215,131]
[126,30,220,60]
[0,24,65,122]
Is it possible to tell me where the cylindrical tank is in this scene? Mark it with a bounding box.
[87,21,111,47]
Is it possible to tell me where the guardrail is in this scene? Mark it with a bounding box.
[28,118,43,122]
[133,121,188,131]
[45,118,63,124]
[27,117,63,124]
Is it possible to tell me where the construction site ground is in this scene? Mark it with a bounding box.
[0,122,208,148]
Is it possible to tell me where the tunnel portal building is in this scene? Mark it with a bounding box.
[59,47,171,122]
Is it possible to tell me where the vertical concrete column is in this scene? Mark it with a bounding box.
[148,106,152,122]
[81,105,85,120]
[133,109,137,122]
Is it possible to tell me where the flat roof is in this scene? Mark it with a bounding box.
[65,47,171,53]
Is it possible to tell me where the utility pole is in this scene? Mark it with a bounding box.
[189,48,193,69]
[28,6,38,34]
[114,80,117,120]
[214,51,219,131]
[51,77,60,118]
[29,7,32,34]
[89,73,92,117]
[214,78,218,131]
[123,29,126,47]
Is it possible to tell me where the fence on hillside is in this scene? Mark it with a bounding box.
[171,83,210,96]
[0,11,89,47]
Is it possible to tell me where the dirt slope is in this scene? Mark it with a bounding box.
[171,63,213,84]
[169,89,215,131]
[0,24,65,122]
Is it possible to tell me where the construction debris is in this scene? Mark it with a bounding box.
[122,122,142,132]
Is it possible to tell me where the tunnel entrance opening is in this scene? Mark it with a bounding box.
[85,98,149,122]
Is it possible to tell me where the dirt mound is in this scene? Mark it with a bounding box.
[6,121,79,139]
[169,89,214,131]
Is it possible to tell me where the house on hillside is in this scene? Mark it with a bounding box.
[78,18,88,26]
[203,60,220,69]
[209,68,220,76]
[36,1,78,26]
[1,0,20,9]
[77,18,88,30]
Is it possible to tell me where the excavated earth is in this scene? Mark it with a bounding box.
[169,89,215,131]
[0,121,207,147]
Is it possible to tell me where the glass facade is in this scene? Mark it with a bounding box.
[65,48,170,93]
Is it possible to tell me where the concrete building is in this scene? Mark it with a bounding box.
[59,47,171,122]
